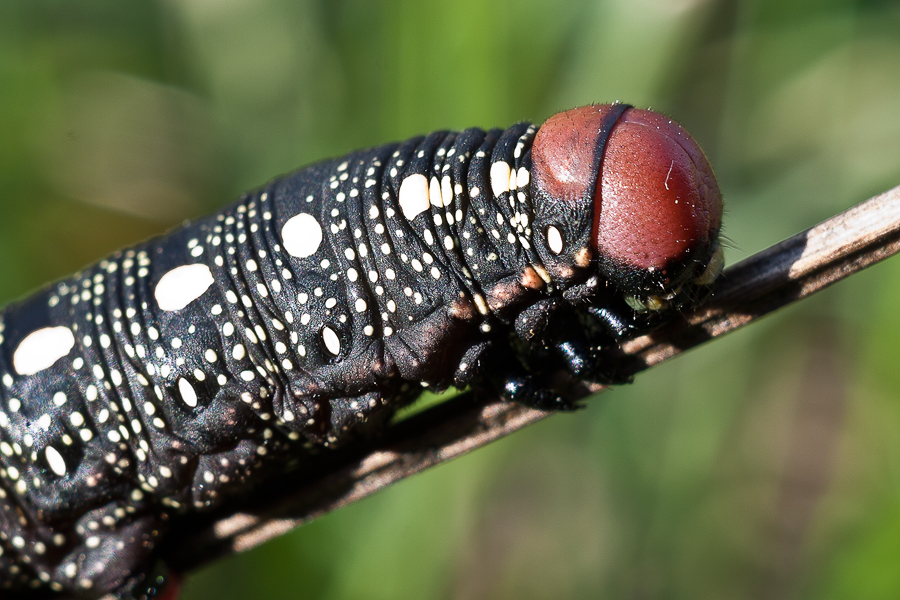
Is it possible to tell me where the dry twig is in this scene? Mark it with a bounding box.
[163,184,900,574]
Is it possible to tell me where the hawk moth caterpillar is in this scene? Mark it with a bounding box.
[0,103,722,599]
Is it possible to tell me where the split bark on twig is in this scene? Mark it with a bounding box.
[163,184,900,574]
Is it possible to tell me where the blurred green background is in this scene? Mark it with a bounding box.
[4,0,900,598]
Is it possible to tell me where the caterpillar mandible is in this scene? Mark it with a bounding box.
[0,103,723,599]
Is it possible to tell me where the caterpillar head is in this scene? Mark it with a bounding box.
[530,103,723,311]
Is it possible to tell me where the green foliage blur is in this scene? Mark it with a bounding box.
[3,0,900,598]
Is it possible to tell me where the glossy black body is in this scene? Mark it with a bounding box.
[0,116,714,598]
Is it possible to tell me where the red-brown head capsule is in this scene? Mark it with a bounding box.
[531,104,722,299]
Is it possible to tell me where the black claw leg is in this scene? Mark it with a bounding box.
[514,297,639,386]
[587,295,670,340]
[500,373,583,411]
[113,559,182,600]
[553,337,634,386]
[456,334,581,411]
[539,308,635,386]
[471,342,582,411]
[47,513,172,598]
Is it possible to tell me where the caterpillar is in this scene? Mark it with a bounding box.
[0,103,723,599]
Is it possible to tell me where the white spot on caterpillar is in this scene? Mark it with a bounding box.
[473,294,489,316]
[398,174,430,220]
[322,327,341,355]
[490,161,511,197]
[429,177,443,207]
[532,263,552,283]
[516,167,530,188]
[441,176,453,207]
[178,378,197,408]
[547,226,564,254]
[155,264,215,312]
[13,326,75,375]
[282,213,323,258]
[45,446,66,476]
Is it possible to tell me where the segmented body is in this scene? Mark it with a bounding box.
[0,105,722,598]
